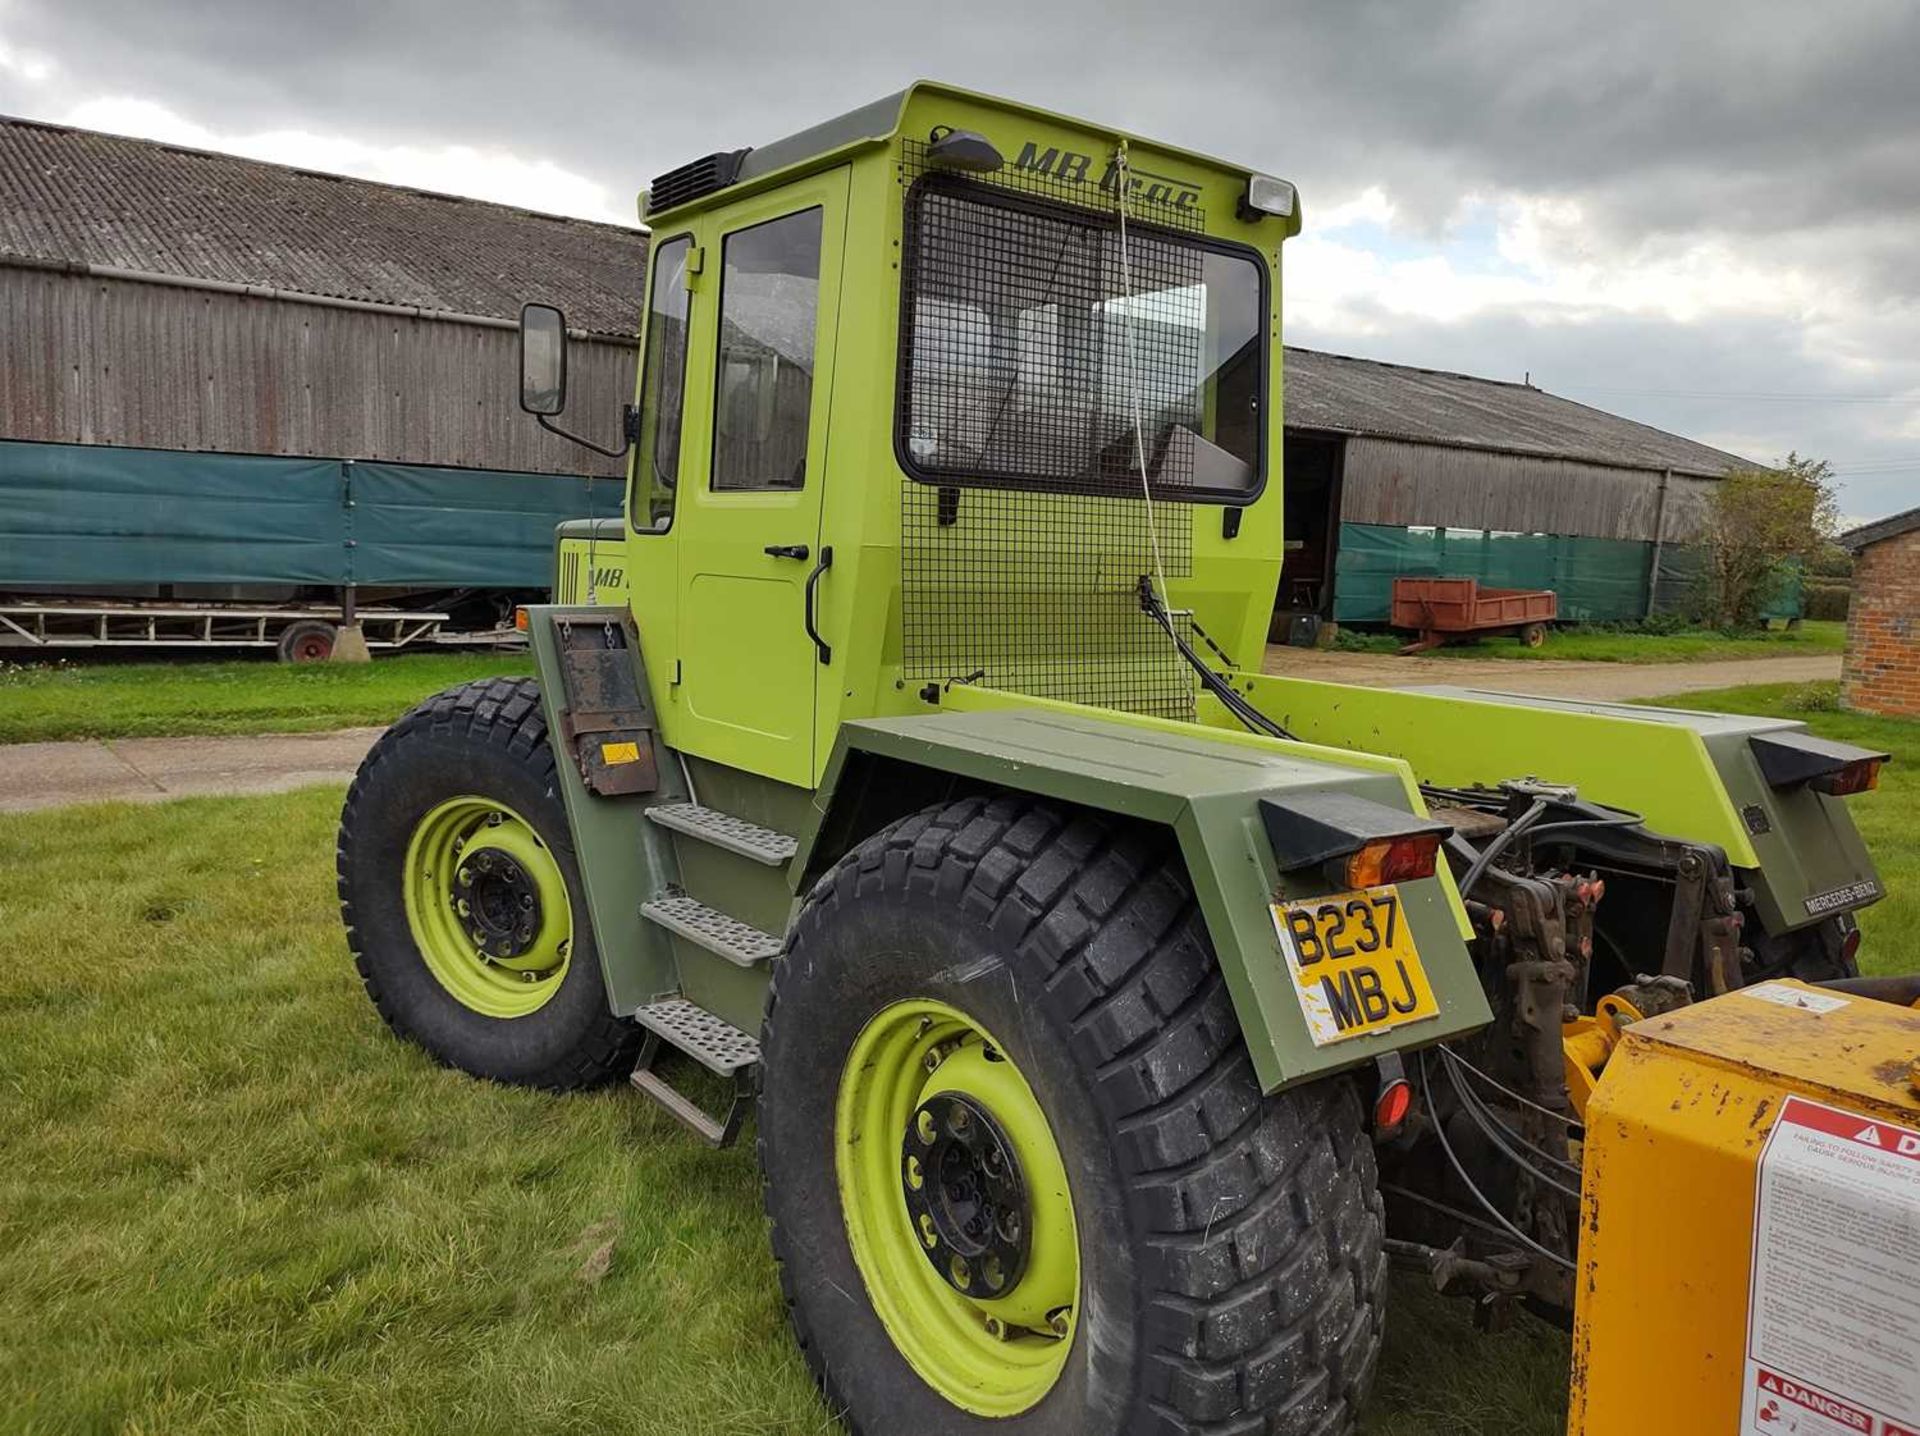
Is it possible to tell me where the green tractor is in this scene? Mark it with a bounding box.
[337,83,1893,1433]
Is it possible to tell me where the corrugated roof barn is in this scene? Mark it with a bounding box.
[1285,348,1748,478]
[0,111,1761,627]
[0,113,645,477]
[0,114,645,335]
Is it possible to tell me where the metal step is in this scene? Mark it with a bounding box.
[630,998,759,1149]
[644,802,797,866]
[641,894,783,968]
[633,997,760,1076]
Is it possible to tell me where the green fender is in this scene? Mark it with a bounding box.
[796,702,1492,1095]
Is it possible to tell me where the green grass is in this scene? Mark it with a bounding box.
[1332,619,1846,664]
[0,681,1908,1434]
[0,653,534,744]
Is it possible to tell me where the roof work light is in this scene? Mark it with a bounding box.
[1241,174,1296,221]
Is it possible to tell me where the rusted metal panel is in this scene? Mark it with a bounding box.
[0,267,636,477]
[1339,435,1719,543]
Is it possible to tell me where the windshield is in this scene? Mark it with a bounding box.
[899,178,1264,501]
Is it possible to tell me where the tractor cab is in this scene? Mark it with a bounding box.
[525,82,1300,788]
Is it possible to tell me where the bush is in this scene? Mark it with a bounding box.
[1803,581,1852,622]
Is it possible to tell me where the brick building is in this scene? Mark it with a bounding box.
[1838,506,1920,718]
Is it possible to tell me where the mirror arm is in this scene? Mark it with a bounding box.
[536,404,638,461]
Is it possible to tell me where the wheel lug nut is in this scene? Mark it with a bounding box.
[1048,1307,1071,1338]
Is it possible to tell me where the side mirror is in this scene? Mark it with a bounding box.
[518,303,569,416]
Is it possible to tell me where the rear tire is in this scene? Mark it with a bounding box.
[760,796,1386,1435]
[1519,623,1547,649]
[336,677,640,1089]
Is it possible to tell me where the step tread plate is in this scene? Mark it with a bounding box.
[641,894,783,968]
[633,997,760,1075]
[644,802,797,865]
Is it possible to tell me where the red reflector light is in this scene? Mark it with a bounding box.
[1814,759,1882,797]
[1841,925,1862,964]
[1339,832,1442,888]
[1374,1078,1413,1133]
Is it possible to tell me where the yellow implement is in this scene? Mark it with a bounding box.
[1571,980,1920,1435]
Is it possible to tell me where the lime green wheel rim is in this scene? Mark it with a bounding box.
[836,998,1079,1416]
[402,796,572,1018]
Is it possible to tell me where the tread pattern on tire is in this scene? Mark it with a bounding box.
[763,794,1387,1436]
[336,676,641,1091]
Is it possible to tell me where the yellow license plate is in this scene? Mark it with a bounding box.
[1271,885,1439,1047]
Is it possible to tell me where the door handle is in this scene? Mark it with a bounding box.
[804,545,833,665]
[764,543,810,561]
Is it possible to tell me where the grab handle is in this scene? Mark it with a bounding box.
[804,545,833,665]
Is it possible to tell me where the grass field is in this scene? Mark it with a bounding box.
[1333,618,1846,663]
[0,681,1909,1434]
[0,653,535,744]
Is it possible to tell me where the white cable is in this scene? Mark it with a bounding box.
[1112,141,1174,618]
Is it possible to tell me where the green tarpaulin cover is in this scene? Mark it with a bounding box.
[0,440,622,589]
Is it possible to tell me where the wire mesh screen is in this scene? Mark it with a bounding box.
[896,142,1229,720]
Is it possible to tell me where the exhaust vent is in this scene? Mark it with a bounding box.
[648,148,753,214]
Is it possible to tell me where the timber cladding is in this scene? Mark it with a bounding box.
[1337,436,1717,544]
[0,266,636,477]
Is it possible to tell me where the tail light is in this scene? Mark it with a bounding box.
[1332,831,1444,889]
[1371,1053,1413,1135]
[1750,732,1889,798]
[1812,757,1882,797]
[1259,792,1452,891]
[514,607,530,632]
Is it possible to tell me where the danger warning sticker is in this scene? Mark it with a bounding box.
[1740,1096,1920,1436]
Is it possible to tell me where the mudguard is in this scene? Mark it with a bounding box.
[798,700,1491,1095]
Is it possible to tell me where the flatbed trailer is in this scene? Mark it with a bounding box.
[1392,574,1558,651]
[0,598,449,660]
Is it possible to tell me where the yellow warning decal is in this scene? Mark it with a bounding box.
[600,741,641,766]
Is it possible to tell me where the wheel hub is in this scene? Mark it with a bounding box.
[902,1091,1031,1300]
[452,846,541,959]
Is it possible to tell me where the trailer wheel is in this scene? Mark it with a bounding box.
[1519,622,1548,649]
[277,619,337,663]
[760,796,1386,1434]
[336,677,639,1089]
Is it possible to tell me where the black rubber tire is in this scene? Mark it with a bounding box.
[760,795,1386,1436]
[336,676,640,1089]
[277,619,337,663]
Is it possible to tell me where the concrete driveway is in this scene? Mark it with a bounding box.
[0,648,1839,813]
[0,727,382,813]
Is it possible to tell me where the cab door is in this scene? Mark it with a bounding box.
[674,170,848,787]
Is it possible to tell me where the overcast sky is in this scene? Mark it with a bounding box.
[3,0,1916,521]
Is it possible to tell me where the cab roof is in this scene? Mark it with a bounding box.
[643,81,1294,224]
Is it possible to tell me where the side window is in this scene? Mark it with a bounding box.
[712,208,824,492]
[634,235,691,531]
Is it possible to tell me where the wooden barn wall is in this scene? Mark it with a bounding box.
[1336,435,1717,543]
[0,267,637,477]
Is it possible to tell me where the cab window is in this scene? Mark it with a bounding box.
[634,235,691,531]
[711,208,824,492]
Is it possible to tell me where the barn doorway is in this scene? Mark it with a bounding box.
[1273,432,1344,642]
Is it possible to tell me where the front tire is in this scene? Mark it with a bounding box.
[336,677,639,1089]
[759,796,1386,1435]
